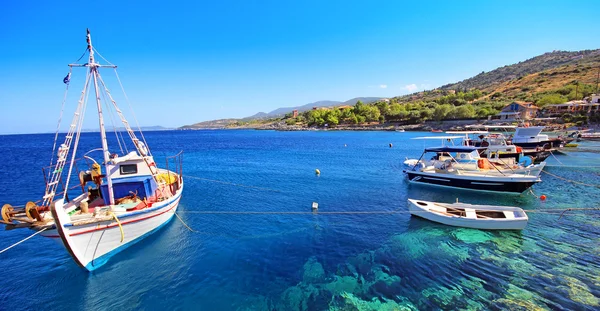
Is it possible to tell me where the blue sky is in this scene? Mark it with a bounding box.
[0,0,598,133]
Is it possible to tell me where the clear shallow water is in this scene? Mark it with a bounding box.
[0,130,599,310]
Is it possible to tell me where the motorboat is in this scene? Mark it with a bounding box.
[403,145,542,193]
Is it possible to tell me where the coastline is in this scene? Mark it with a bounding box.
[181,121,593,133]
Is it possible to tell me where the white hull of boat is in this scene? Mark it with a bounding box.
[51,184,183,271]
[407,199,528,230]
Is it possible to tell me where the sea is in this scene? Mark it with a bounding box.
[0,130,599,310]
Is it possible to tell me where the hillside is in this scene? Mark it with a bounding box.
[181,48,600,130]
[440,49,600,91]
[183,97,383,128]
[245,97,383,120]
[180,119,240,129]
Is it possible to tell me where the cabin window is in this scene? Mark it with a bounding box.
[120,164,138,175]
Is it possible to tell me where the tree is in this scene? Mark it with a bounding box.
[454,104,476,119]
[307,110,325,126]
[433,104,453,121]
[536,94,567,107]
[362,105,381,122]
[375,101,390,115]
[325,111,339,126]
[420,108,433,120]
[407,111,422,124]
[388,103,405,116]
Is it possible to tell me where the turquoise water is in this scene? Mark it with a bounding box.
[0,130,599,310]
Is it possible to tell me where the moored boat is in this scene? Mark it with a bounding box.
[403,146,542,193]
[0,29,184,271]
[407,199,528,230]
[449,131,551,164]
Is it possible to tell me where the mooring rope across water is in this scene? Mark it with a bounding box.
[0,228,48,254]
[542,170,600,188]
[173,209,597,216]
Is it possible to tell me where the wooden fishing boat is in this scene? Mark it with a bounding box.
[0,29,183,271]
[407,199,528,230]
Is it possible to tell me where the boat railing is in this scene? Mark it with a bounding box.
[165,151,184,193]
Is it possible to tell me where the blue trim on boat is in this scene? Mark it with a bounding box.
[84,212,176,271]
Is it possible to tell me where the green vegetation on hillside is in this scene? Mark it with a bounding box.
[281,77,599,127]
[285,90,504,127]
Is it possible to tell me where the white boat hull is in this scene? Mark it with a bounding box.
[407,199,528,230]
[51,184,183,271]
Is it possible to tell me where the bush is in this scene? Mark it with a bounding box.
[536,94,567,107]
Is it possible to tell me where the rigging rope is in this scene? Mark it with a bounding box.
[48,67,73,180]
[112,68,151,156]
[62,71,92,199]
[74,48,89,63]
[0,228,48,255]
[101,88,125,155]
[94,46,148,154]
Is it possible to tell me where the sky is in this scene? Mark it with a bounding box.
[0,0,598,133]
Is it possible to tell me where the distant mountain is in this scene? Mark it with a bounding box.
[245,97,383,120]
[440,49,600,91]
[180,119,240,129]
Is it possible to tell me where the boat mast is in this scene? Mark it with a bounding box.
[87,29,115,206]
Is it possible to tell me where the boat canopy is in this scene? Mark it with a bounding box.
[424,146,484,153]
[445,131,489,134]
[411,136,463,140]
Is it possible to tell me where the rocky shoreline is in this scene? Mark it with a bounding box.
[183,121,587,133]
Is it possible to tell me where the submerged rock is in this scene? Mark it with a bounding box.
[303,256,325,284]
[561,276,599,307]
[328,292,418,311]
[277,283,320,311]
[324,275,361,296]
[439,242,470,262]
[492,284,550,311]
[451,228,493,244]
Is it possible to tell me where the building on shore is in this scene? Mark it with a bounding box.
[541,95,600,117]
[494,101,539,121]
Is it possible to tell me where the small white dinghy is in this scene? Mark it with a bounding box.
[407,199,528,230]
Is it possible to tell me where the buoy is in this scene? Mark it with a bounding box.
[312,202,318,210]
[389,143,393,148]
[540,195,547,201]
[344,144,347,147]
[315,169,320,175]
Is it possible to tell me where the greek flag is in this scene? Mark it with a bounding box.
[63,73,71,84]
